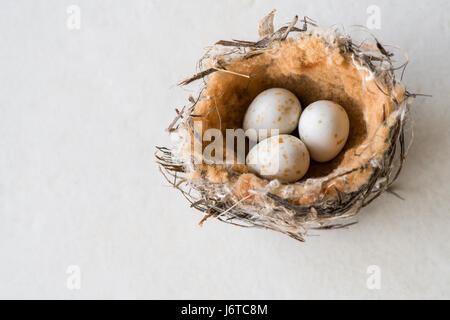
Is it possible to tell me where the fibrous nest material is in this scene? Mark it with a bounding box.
[156,11,416,241]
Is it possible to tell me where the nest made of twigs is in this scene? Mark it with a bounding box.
[156,11,415,242]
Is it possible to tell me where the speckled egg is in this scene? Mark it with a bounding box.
[246,134,310,183]
[243,88,302,141]
[298,100,350,162]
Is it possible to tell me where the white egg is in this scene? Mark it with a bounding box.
[298,100,350,162]
[243,88,302,141]
[246,134,310,183]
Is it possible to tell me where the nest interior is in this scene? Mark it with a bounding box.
[190,36,403,205]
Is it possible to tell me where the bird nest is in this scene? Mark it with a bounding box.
[156,11,415,241]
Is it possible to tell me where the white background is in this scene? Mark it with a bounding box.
[0,0,449,299]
